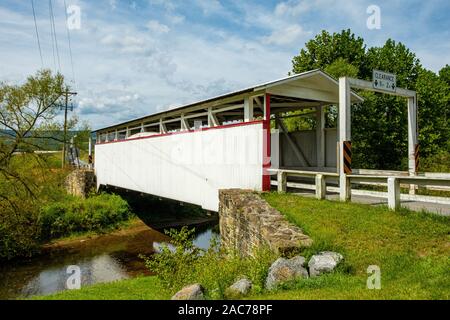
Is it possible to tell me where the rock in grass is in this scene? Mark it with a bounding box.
[171,284,205,300]
[224,278,252,299]
[308,251,343,277]
[265,256,308,290]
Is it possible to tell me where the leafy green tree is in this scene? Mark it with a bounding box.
[291,30,449,170]
[438,64,450,86]
[415,69,450,156]
[292,29,367,77]
[0,70,69,260]
[324,57,359,79]
[351,40,422,169]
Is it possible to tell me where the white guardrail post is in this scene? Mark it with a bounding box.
[277,171,287,193]
[315,174,326,200]
[387,177,401,210]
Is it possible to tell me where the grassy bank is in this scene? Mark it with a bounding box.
[34,276,169,300]
[35,193,449,300]
[254,193,450,300]
[40,193,133,240]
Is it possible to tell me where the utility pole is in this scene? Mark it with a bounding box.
[60,88,77,168]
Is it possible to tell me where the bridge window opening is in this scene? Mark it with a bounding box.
[107,132,115,142]
[117,131,127,140]
[129,128,141,136]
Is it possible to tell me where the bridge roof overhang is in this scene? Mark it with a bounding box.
[94,69,363,134]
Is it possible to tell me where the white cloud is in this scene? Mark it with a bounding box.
[262,24,311,46]
[109,0,117,10]
[274,0,310,17]
[1,0,447,131]
[167,14,185,25]
[195,0,224,15]
[146,20,170,34]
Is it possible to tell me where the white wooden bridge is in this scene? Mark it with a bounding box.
[93,70,450,213]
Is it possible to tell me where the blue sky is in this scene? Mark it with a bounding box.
[1,0,449,129]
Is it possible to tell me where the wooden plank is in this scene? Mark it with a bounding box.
[275,117,311,167]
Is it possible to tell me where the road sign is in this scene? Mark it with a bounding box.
[373,70,396,93]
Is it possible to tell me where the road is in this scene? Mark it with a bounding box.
[292,191,450,216]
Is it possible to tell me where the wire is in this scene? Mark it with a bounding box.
[63,0,76,89]
[48,0,56,70]
[49,0,61,72]
[31,0,44,68]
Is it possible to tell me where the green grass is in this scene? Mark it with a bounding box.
[33,194,449,300]
[252,193,450,300]
[34,276,169,300]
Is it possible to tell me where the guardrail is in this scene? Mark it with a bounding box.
[269,169,450,211]
[348,174,450,210]
[269,169,338,200]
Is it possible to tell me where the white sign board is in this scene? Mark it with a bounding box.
[373,70,396,93]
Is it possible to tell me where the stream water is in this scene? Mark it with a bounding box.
[0,220,219,300]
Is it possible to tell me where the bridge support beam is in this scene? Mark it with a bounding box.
[244,97,254,122]
[408,95,418,194]
[316,105,325,168]
[339,77,351,201]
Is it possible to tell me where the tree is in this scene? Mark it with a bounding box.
[438,64,450,86]
[0,70,69,260]
[0,69,66,194]
[291,30,449,170]
[292,29,367,77]
[415,69,450,156]
[351,40,422,169]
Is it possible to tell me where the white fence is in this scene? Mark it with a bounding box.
[270,168,450,211]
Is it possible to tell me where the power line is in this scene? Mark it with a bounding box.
[31,0,44,68]
[63,0,76,89]
[48,0,56,70]
[49,0,61,72]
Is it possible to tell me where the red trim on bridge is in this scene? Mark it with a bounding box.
[96,120,265,145]
[262,93,271,192]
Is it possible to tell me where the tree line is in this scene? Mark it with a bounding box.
[290,29,450,171]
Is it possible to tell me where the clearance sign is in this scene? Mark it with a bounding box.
[373,70,397,93]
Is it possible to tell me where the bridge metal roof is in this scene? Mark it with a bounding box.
[93,69,363,133]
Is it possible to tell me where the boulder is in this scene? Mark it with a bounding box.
[265,256,308,290]
[224,278,252,299]
[171,284,205,300]
[308,251,343,277]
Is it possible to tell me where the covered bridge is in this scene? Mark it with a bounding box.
[93,69,364,211]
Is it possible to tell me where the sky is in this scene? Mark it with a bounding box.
[1,0,449,129]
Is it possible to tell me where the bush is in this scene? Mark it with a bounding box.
[141,227,277,299]
[39,193,133,240]
[0,200,41,261]
[421,150,450,172]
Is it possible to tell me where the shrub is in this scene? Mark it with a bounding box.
[0,196,42,260]
[421,150,450,173]
[141,227,277,299]
[39,193,133,240]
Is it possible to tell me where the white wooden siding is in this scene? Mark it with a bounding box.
[95,122,264,211]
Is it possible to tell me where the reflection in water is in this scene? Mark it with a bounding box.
[0,221,218,300]
[152,227,220,253]
[20,255,129,297]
